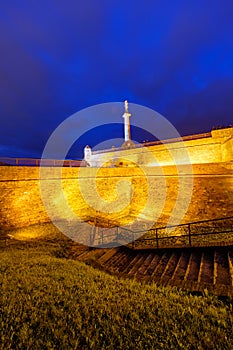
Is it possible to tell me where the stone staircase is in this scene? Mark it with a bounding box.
[70,244,233,296]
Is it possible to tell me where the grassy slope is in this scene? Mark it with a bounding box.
[0,243,233,350]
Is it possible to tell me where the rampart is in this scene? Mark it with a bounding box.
[89,127,233,166]
[0,163,232,232]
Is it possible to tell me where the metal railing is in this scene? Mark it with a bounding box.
[90,216,233,249]
[0,157,87,167]
[1,216,232,249]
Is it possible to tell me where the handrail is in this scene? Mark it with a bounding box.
[91,216,233,248]
[120,215,233,234]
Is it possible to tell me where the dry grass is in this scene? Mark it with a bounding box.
[0,238,233,350]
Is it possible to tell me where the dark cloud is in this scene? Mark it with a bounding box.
[0,0,232,158]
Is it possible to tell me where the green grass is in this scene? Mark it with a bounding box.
[0,242,233,350]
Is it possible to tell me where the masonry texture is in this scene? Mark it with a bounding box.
[0,162,232,231]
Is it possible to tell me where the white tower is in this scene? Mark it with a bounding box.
[84,145,92,163]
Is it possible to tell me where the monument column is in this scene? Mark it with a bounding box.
[122,100,135,149]
[122,100,131,142]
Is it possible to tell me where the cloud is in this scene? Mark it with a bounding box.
[0,0,232,157]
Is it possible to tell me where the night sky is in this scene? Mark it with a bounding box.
[0,1,233,159]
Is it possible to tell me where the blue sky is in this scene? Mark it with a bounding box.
[0,0,233,158]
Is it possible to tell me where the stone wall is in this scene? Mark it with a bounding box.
[0,163,232,231]
[90,127,233,166]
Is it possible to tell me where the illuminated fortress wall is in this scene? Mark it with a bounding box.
[0,163,232,231]
[90,128,233,166]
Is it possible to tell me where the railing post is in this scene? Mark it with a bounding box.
[132,232,135,249]
[155,228,159,249]
[116,226,119,242]
[188,223,191,246]
[89,231,92,246]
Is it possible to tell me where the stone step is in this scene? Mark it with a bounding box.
[171,250,190,281]
[70,246,89,258]
[90,249,109,261]
[73,244,233,296]
[214,249,231,286]
[142,253,163,276]
[151,251,173,280]
[97,248,119,264]
[198,251,214,284]
[120,253,145,275]
[103,251,124,268]
[75,248,97,260]
[128,254,149,276]
[185,251,202,282]
[134,253,155,277]
[160,251,181,280]
[112,252,136,273]
[106,250,135,271]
